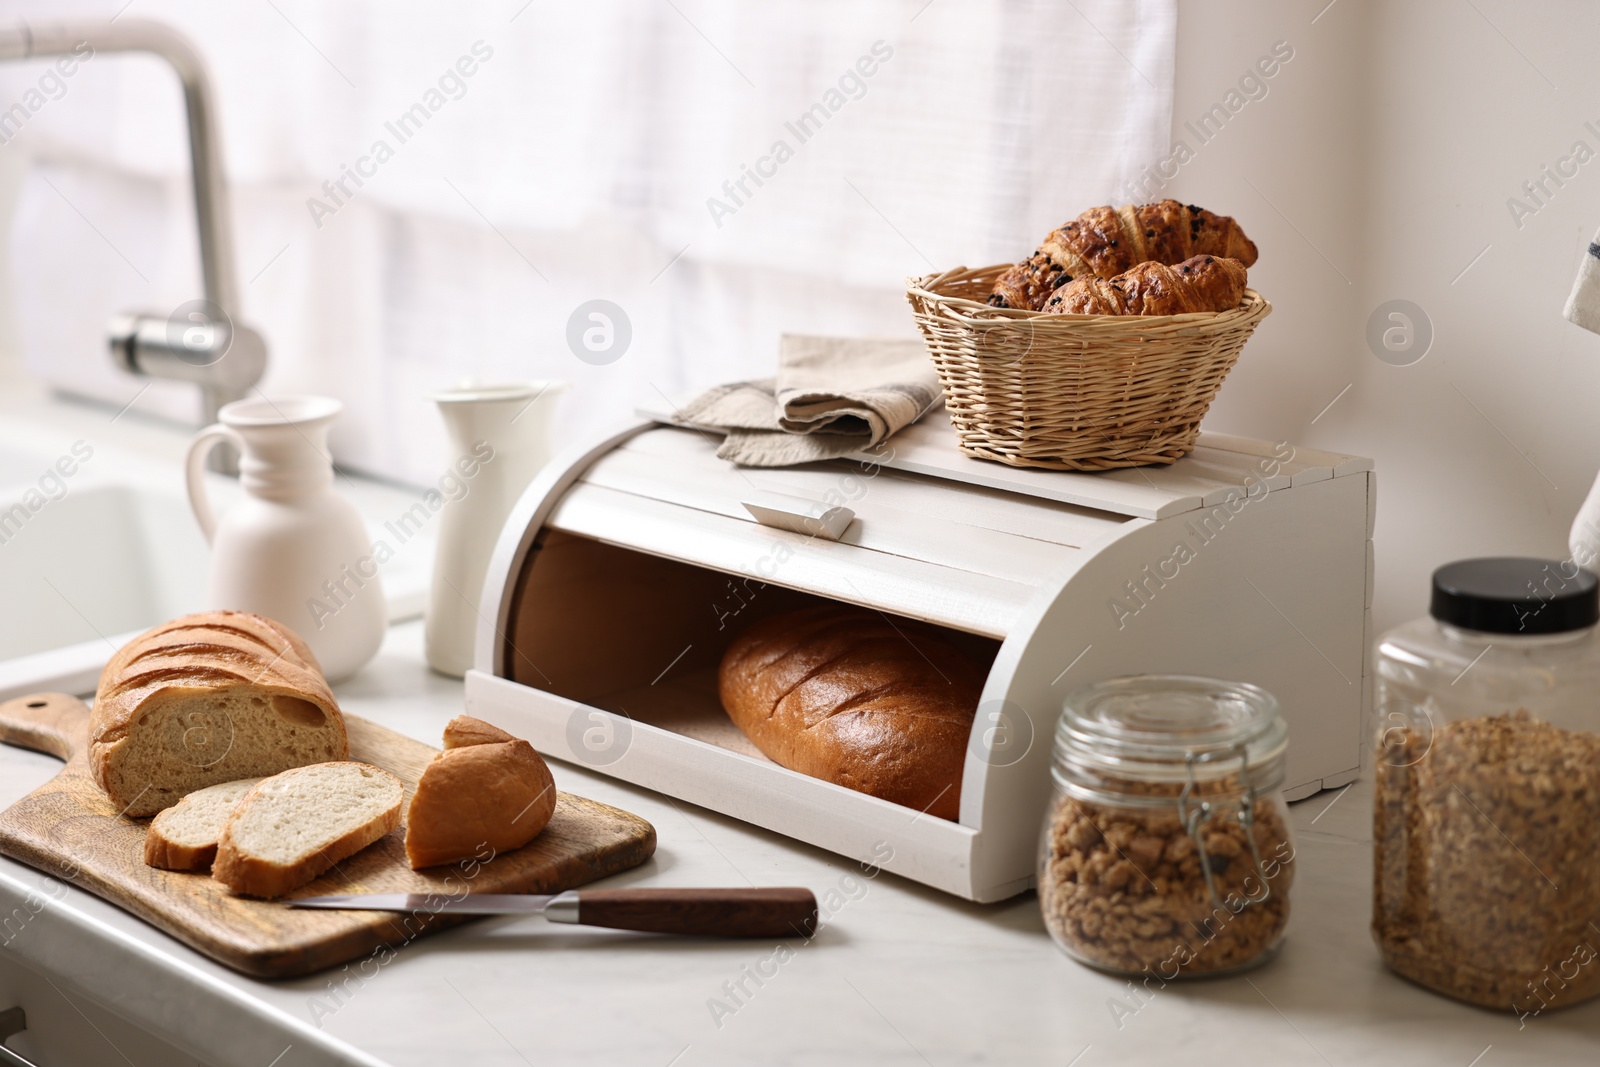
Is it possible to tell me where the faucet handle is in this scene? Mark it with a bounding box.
[109,311,266,474]
[108,311,266,395]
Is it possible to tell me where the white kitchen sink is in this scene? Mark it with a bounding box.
[0,391,435,699]
[0,480,206,661]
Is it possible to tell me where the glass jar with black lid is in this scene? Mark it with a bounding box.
[1374,557,1600,1016]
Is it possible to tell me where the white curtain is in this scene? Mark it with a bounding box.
[0,0,1175,484]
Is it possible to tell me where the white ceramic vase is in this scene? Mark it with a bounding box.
[426,381,567,677]
[186,395,385,682]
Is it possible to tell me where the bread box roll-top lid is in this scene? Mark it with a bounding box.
[463,410,1374,901]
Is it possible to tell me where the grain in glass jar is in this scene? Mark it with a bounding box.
[1374,557,1600,1016]
[1038,675,1295,977]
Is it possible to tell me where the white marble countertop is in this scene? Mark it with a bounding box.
[2,620,1597,1067]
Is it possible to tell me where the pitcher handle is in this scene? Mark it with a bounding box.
[186,424,244,545]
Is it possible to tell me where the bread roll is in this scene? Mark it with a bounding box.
[404,716,557,869]
[212,762,403,899]
[718,605,985,820]
[91,611,348,817]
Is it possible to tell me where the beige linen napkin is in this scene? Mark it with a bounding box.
[675,335,941,467]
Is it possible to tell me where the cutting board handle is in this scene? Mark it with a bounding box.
[0,692,90,763]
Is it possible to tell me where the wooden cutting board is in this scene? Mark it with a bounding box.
[0,692,656,978]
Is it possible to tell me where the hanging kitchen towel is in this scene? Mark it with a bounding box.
[674,335,941,467]
[1564,229,1600,333]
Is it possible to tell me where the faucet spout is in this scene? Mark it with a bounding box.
[0,18,266,469]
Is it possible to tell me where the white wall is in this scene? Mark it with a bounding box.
[6,2,1588,637]
[0,1,1175,487]
[1174,0,1600,633]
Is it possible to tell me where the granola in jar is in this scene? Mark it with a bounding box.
[1374,712,1600,1013]
[1040,676,1295,977]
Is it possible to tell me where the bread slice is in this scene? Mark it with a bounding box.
[212,762,402,899]
[91,611,348,817]
[404,716,557,870]
[144,778,263,871]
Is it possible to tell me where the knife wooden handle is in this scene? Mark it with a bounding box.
[574,887,817,938]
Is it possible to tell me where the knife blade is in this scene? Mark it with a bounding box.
[288,886,818,938]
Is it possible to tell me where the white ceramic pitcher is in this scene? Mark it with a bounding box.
[186,395,385,682]
[426,381,567,676]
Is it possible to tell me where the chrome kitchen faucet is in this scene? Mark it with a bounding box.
[0,19,266,472]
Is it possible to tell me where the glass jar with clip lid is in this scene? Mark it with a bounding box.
[1038,675,1296,977]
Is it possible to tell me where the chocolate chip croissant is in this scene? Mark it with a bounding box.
[1041,254,1247,316]
[988,200,1258,310]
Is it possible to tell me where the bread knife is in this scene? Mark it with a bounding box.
[288,886,818,938]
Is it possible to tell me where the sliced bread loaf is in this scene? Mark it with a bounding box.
[404,716,557,869]
[212,762,402,899]
[144,778,263,871]
[92,611,348,817]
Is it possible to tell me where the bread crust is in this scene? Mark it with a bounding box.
[442,715,517,749]
[405,716,558,869]
[90,611,348,816]
[717,605,985,821]
[211,762,402,899]
[143,830,212,872]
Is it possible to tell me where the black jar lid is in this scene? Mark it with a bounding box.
[1430,557,1599,634]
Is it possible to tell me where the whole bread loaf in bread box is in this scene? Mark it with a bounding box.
[91,611,348,817]
[718,604,985,820]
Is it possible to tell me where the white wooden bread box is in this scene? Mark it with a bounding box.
[465,411,1374,902]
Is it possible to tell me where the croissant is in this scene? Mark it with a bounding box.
[988,200,1258,310]
[1041,254,1248,317]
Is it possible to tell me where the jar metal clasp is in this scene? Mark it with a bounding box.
[1177,742,1274,911]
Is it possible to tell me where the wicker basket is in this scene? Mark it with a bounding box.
[906,264,1272,471]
